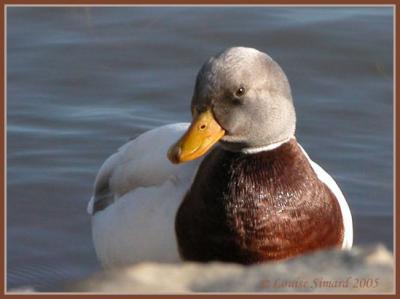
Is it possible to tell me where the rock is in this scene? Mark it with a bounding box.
[66,244,393,293]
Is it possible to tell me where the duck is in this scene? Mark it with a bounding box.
[88,47,353,267]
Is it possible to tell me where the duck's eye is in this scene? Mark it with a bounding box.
[235,87,246,97]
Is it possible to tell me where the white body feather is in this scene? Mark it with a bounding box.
[88,125,352,268]
[88,123,202,267]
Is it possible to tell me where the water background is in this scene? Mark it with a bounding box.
[6,6,394,291]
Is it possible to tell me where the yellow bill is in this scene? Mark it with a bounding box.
[168,109,225,164]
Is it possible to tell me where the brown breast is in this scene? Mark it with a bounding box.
[175,139,344,264]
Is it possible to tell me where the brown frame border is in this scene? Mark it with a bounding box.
[1,1,398,298]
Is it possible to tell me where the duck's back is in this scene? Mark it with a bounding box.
[175,139,347,264]
[88,123,202,267]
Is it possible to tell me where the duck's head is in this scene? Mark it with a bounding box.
[168,47,296,164]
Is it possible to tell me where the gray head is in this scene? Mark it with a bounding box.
[168,47,296,164]
[192,47,296,151]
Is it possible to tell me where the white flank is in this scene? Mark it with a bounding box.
[89,123,202,267]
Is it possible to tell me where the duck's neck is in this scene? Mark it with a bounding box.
[218,136,294,154]
[175,139,344,264]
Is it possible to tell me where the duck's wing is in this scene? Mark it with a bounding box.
[88,123,204,266]
[87,123,200,215]
[298,143,353,250]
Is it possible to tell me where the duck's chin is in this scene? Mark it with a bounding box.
[218,135,248,153]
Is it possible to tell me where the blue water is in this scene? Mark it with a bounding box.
[6,6,394,291]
